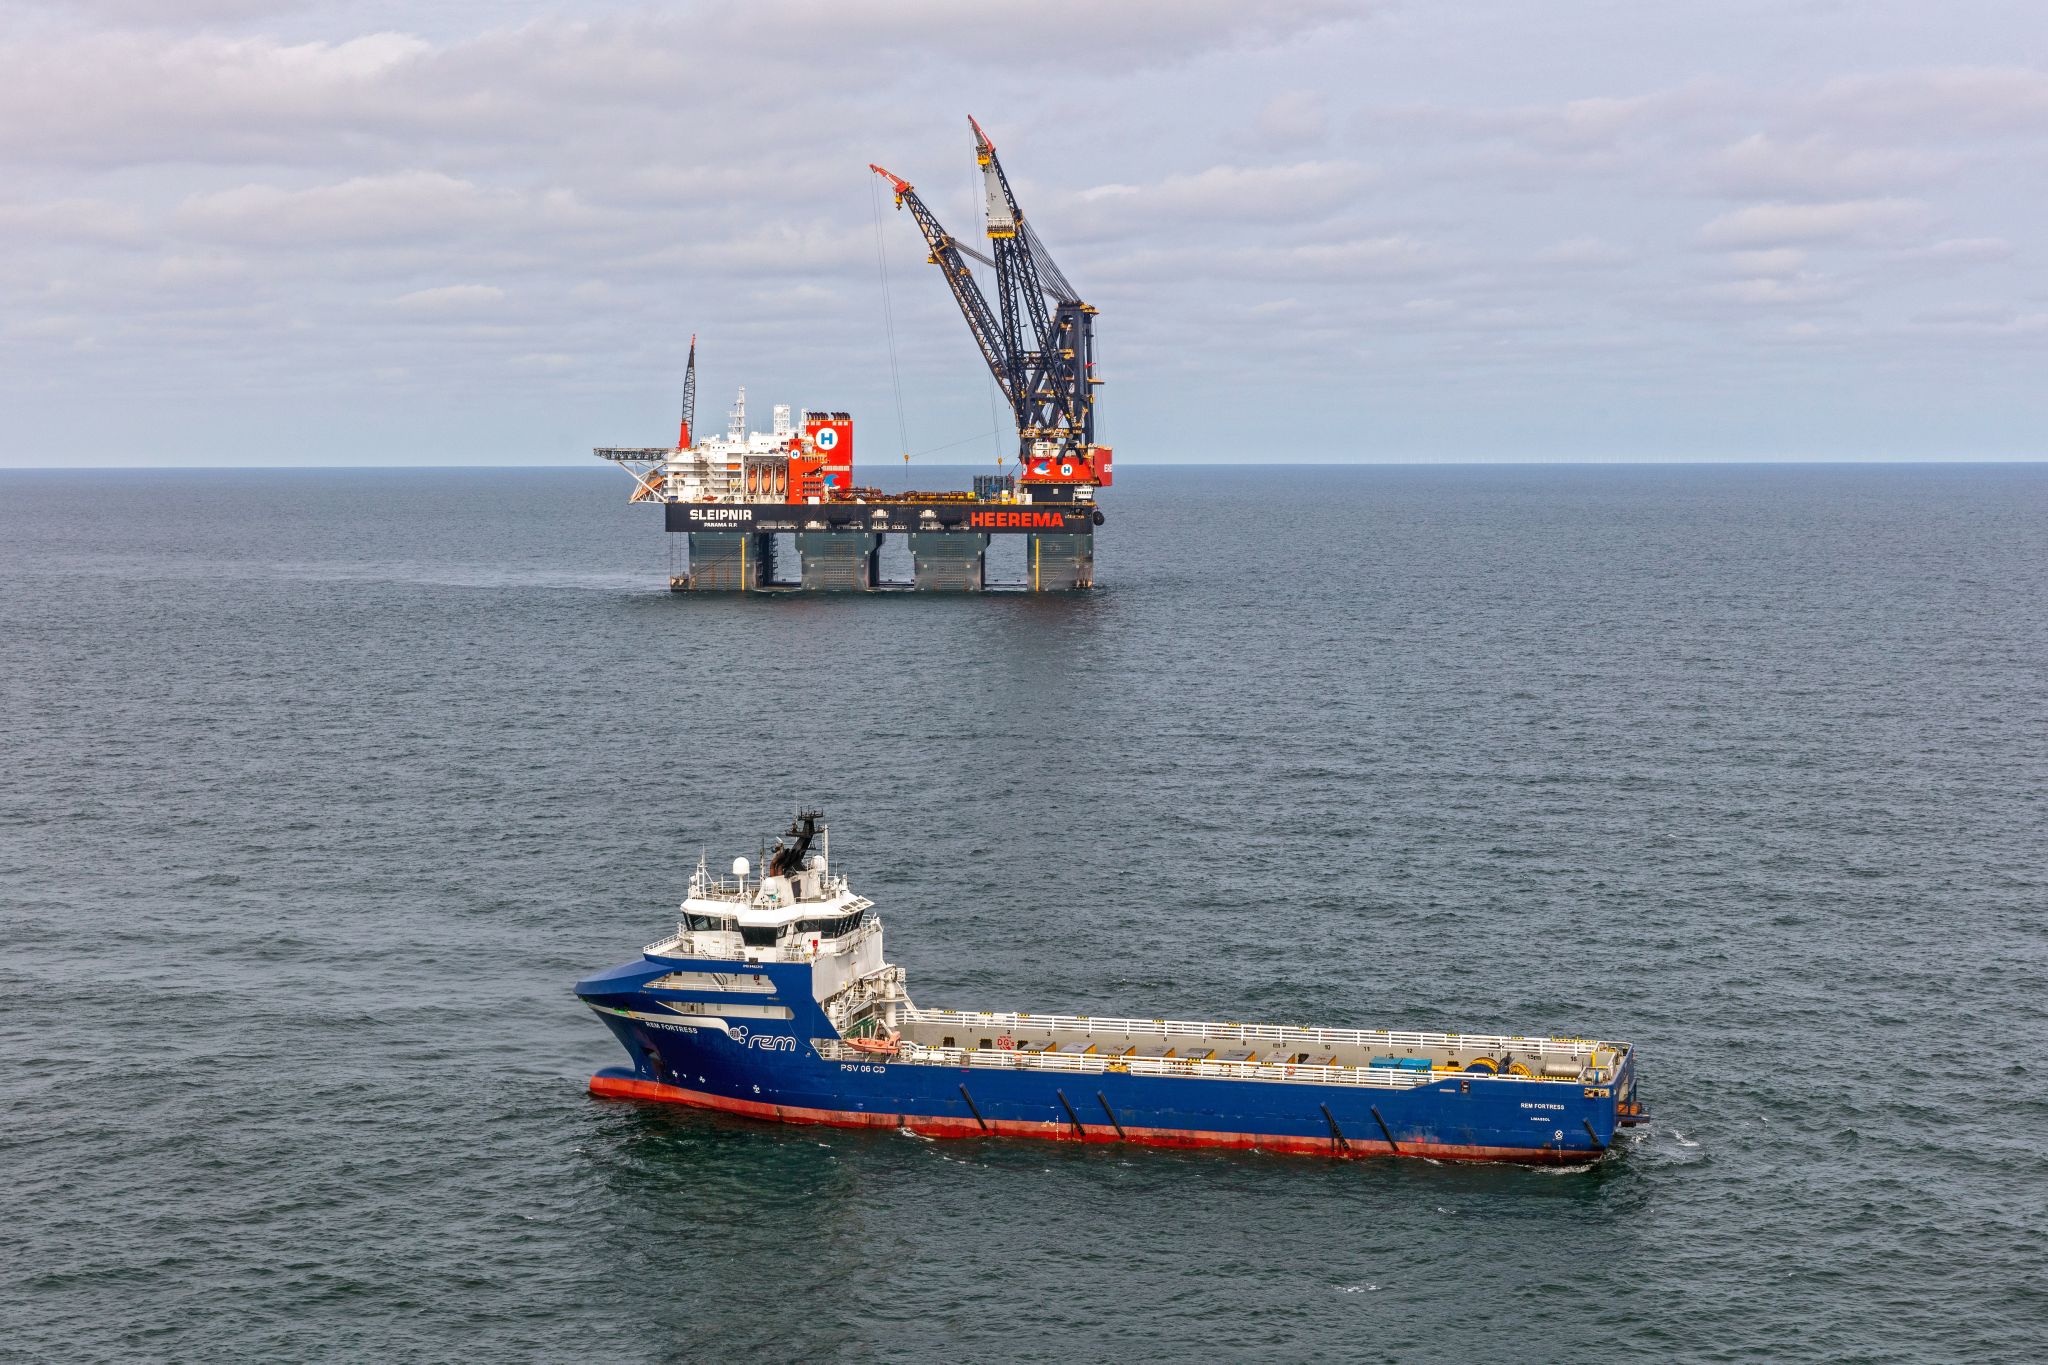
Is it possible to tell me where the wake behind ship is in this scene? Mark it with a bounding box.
[575,813,1647,1163]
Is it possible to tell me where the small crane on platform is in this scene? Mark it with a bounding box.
[870,118,1110,496]
[677,333,697,450]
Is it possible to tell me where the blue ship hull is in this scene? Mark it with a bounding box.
[576,954,1639,1164]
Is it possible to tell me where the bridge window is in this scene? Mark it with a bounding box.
[790,907,864,938]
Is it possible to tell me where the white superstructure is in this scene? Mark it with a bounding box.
[642,829,887,1007]
[594,334,857,511]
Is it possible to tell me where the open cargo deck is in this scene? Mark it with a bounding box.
[843,1008,1628,1091]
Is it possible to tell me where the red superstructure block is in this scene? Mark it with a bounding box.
[803,412,854,496]
[786,455,827,504]
[1018,446,1110,486]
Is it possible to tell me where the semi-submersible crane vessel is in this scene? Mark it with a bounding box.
[577,813,1649,1164]
[595,118,1111,592]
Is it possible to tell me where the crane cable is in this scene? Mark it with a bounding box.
[870,175,912,467]
[908,426,996,460]
[990,377,1005,466]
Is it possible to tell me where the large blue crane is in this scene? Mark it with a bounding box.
[870,118,1109,494]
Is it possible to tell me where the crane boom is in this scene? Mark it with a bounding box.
[971,116,1056,360]
[870,118,1106,489]
[869,163,1018,412]
[677,333,697,449]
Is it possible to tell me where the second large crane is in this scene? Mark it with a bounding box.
[870,118,1110,498]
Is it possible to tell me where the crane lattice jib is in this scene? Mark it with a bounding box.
[872,167,1019,412]
[678,333,697,448]
[975,124,1095,460]
[871,121,1098,468]
[973,117,1057,356]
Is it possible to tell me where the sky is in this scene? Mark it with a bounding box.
[4,0,2045,467]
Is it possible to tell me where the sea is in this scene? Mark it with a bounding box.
[2,463,2043,1362]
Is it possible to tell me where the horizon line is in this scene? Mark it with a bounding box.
[3,457,2046,473]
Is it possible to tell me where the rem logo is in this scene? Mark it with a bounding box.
[695,507,755,523]
[730,1025,797,1053]
[970,510,1066,530]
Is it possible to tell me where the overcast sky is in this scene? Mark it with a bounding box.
[5,0,2045,466]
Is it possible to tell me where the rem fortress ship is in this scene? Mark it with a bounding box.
[576,814,1647,1164]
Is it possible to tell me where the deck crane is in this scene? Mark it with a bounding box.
[870,117,1110,496]
[677,333,697,449]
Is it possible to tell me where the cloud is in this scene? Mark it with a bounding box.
[1819,66,2048,135]
[1904,304,2048,336]
[394,283,505,313]
[750,282,840,310]
[0,197,146,244]
[0,31,437,163]
[1093,234,1446,285]
[1262,234,1447,276]
[1255,91,1329,148]
[17,0,306,19]
[1705,133,1954,198]
[1069,161,1372,229]
[0,6,1359,167]
[1532,236,1630,268]
[1696,274,1848,306]
[3,5,2044,465]
[1902,236,2014,264]
[6,314,97,344]
[154,253,252,289]
[1723,248,1807,276]
[685,0,1359,71]
[1698,198,1928,247]
[688,222,872,275]
[1405,86,1719,157]
[175,172,495,244]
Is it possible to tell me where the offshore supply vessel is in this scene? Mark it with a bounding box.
[595,118,1109,593]
[576,814,1648,1164]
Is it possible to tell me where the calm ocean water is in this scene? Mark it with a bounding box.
[3,464,2044,1362]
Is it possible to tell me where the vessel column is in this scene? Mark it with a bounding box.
[796,532,881,591]
[910,532,988,591]
[1027,532,1094,591]
[684,531,771,591]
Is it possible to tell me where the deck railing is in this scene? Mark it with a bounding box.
[900,1006,1611,1067]
[813,1039,1437,1089]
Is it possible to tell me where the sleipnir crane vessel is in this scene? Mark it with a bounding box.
[593,118,1105,591]
[871,117,1111,497]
